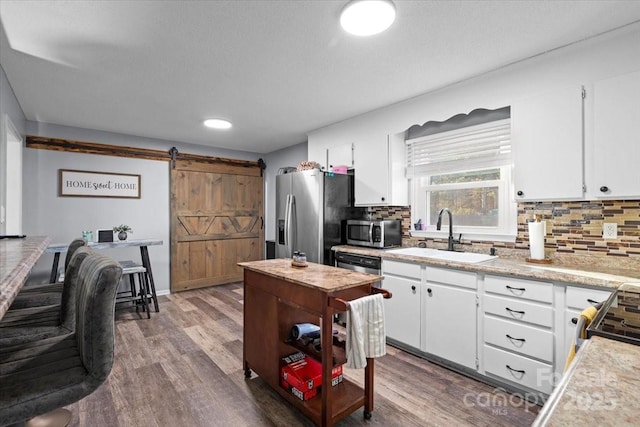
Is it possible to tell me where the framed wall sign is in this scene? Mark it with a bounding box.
[59,169,141,198]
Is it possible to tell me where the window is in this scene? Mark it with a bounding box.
[407,118,516,241]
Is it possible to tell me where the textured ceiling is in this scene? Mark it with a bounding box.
[1,1,640,154]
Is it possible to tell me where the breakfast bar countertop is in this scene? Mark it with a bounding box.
[332,245,640,289]
[532,335,640,426]
[0,236,51,318]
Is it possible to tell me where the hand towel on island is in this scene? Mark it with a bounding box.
[346,293,386,369]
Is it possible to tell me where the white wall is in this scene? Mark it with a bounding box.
[263,142,307,241]
[23,148,171,292]
[22,122,263,293]
[308,23,640,164]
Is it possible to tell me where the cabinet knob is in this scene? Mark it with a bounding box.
[381,197,385,202]
[411,285,416,293]
[600,186,609,193]
[427,288,432,295]
[516,190,524,197]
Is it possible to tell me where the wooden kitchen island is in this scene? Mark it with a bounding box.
[238,259,389,427]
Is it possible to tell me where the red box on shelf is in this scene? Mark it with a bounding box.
[281,352,343,394]
[281,379,318,401]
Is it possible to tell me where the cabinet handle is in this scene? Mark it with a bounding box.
[621,319,640,330]
[571,317,578,325]
[505,307,525,315]
[587,298,601,306]
[506,365,526,375]
[516,190,524,197]
[506,285,526,292]
[506,334,526,343]
[600,186,609,193]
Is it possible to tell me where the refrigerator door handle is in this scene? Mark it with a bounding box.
[369,222,374,245]
[284,194,290,251]
[286,194,294,257]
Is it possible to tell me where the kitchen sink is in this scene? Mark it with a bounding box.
[385,247,497,264]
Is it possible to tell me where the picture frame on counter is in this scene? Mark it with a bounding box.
[58,169,141,199]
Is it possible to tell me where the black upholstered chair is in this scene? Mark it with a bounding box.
[8,238,88,310]
[0,247,93,343]
[0,251,123,426]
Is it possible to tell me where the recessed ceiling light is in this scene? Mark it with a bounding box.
[340,0,396,36]
[204,118,232,129]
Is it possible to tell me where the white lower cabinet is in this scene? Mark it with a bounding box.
[423,281,477,369]
[484,316,553,363]
[483,274,554,395]
[378,258,613,399]
[382,261,421,349]
[483,345,554,395]
[422,267,478,370]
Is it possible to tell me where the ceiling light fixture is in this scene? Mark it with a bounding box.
[340,0,396,36]
[203,118,232,129]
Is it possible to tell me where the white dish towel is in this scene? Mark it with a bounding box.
[346,293,386,369]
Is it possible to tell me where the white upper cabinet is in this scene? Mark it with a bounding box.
[511,85,584,201]
[326,142,353,170]
[588,70,640,199]
[353,133,407,206]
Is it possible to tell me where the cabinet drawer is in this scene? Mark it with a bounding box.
[485,275,552,303]
[484,294,553,328]
[484,345,554,395]
[425,266,477,290]
[484,316,553,362]
[383,260,421,280]
[565,286,611,310]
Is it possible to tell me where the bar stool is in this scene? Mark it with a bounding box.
[0,252,123,425]
[116,260,151,318]
[8,238,87,310]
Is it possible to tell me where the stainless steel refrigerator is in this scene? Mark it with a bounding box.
[276,169,363,265]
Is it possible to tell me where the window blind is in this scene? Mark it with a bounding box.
[406,118,511,177]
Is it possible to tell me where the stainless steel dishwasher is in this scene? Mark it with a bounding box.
[334,251,382,287]
[334,251,383,325]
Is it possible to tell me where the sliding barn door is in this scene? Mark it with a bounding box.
[171,159,263,292]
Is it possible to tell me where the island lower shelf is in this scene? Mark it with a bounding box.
[273,376,366,426]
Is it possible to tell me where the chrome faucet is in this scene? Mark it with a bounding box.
[436,208,460,251]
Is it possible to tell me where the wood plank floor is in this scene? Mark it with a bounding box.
[66,283,540,426]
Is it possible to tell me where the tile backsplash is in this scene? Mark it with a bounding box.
[518,200,640,256]
[368,200,640,259]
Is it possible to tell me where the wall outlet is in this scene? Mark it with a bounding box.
[603,223,618,239]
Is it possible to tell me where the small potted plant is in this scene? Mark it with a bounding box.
[113,224,133,241]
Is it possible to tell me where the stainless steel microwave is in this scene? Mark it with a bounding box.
[346,219,402,248]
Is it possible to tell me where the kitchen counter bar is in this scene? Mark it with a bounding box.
[533,336,640,426]
[332,245,640,289]
[0,236,51,318]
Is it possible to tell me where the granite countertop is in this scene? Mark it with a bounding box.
[533,336,640,426]
[238,258,383,292]
[0,236,51,318]
[332,245,640,289]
